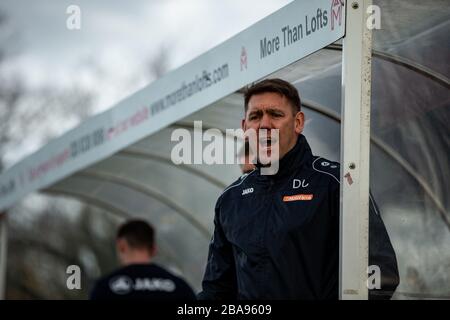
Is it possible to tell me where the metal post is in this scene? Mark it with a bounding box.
[339,0,372,299]
[0,212,7,299]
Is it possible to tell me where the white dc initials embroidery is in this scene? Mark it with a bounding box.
[293,179,309,189]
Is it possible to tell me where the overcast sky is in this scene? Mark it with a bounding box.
[1,0,292,109]
[0,0,292,164]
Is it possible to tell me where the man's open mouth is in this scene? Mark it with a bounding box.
[259,137,277,148]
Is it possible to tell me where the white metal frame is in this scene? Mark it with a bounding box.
[0,212,7,300]
[339,0,372,299]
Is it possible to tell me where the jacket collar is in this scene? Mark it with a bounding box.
[256,134,312,180]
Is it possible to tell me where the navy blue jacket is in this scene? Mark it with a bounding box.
[198,135,399,300]
[90,263,196,301]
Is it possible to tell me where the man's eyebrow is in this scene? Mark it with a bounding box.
[248,110,262,115]
[266,107,284,113]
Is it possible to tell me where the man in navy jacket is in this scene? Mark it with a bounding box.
[198,78,399,300]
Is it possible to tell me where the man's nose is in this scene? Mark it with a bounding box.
[259,113,271,129]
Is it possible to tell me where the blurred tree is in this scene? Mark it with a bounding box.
[6,199,122,299]
[148,44,171,80]
[0,10,95,173]
[0,9,98,299]
[1,6,173,299]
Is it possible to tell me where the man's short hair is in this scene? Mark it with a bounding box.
[117,219,155,251]
[244,78,301,114]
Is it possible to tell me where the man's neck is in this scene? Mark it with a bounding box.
[122,252,152,266]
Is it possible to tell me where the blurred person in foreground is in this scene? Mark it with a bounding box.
[198,78,399,300]
[90,219,196,300]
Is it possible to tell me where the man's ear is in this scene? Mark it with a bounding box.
[295,111,305,134]
[241,118,246,131]
[116,238,127,253]
[149,245,157,258]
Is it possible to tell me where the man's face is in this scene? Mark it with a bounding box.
[242,92,304,163]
